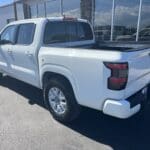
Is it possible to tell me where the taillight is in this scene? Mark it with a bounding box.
[104,62,128,90]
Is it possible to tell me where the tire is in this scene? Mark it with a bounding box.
[140,85,150,112]
[43,77,81,123]
[0,73,3,80]
[148,84,150,101]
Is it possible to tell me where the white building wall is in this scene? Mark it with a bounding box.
[16,3,24,20]
[0,2,24,31]
[0,5,15,30]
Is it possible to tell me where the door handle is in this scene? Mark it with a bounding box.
[7,50,12,54]
[27,53,33,57]
[25,51,33,57]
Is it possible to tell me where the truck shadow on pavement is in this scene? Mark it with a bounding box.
[1,76,150,150]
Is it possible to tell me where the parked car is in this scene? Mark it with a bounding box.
[0,17,150,123]
[116,28,150,41]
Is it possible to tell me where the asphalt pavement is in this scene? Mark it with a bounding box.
[0,76,150,150]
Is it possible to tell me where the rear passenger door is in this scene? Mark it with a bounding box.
[11,23,39,87]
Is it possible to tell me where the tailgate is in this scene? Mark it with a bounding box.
[125,48,150,97]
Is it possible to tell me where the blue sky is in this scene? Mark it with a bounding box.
[0,0,13,6]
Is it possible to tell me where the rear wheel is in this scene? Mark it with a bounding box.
[148,84,150,102]
[0,73,3,80]
[43,77,81,123]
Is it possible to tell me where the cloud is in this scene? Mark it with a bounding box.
[95,10,111,26]
[46,8,80,18]
[95,4,150,28]
[95,5,139,27]
[140,5,150,27]
[63,8,80,18]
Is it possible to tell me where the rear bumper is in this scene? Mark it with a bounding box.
[102,87,148,119]
[102,99,141,119]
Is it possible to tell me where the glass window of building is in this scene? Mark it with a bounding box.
[139,0,150,42]
[38,3,45,17]
[46,0,60,17]
[63,0,80,18]
[114,0,140,42]
[0,5,15,26]
[16,3,24,20]
[30,5,37,18]
[94,0,113,41]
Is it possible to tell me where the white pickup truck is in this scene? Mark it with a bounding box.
[0,17,150,123]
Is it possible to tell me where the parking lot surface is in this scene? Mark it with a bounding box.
[0,76,150,150]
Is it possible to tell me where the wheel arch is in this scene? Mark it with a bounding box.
[40,65,79,103]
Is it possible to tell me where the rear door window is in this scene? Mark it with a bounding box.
[17,23,35,45]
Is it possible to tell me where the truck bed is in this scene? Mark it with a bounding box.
[69,43,150,52]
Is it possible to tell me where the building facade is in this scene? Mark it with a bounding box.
[0,0,150,43]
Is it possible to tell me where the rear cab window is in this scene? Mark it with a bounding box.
[43,20,93,45]
[77,22,94,41]
[44,22,67,44]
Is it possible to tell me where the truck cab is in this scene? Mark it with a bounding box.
[0,17,95,88]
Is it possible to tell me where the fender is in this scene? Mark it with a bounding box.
[40,63,80,103]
